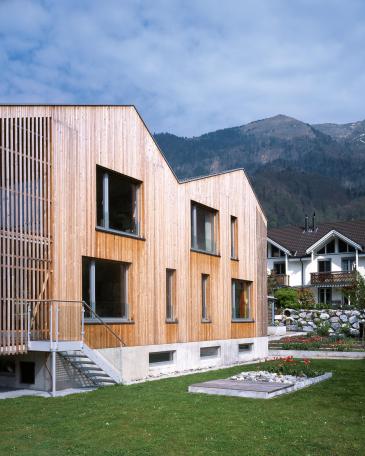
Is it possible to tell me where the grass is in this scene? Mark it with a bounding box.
[0,360,364,456]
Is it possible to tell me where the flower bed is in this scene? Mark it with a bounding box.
[258,356,325,377]
[271,335,365,352]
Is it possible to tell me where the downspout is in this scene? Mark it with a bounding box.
[299,257,304,288]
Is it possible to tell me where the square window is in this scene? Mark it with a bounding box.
[83,257,129,319]
[96,166,140,235]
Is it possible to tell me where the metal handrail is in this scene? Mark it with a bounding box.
[82,301,125,347]
[20,299,126,348]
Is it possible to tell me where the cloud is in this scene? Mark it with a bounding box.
[0,0,364,135]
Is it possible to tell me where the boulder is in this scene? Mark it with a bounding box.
[349,316,358,324]
[302,325,314,332]
[320,313,330,320]
[274,315,283,320]
[299,312,307,318]
[350,328,360,336]
[352,310,360,316]
[351,321,360,329]
[331,322,341,331]
[339,314,348,322]
[330,316,339,323]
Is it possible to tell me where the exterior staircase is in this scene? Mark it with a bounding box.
[59,344,122,387]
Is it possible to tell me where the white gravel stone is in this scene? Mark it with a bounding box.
[230,371,306,385]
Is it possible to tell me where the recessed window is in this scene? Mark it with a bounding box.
[149,351,174,365]
[200,346,220,358]
[191,202,217,254]
[232,279,251,320]
[273,262,286,275]
[96,166,140,235]
[83,257,129,320]
[339,239,356,253]
[238,343,253,352]
[201,274,210,321]
[166,269,176,321]
[317,239,335,254]
[318,260,331,273]
[231,216,238,259]
[341,258,355,272]
[20,361,35,384]
[318,288,332,305]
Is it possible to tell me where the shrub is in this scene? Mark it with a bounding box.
[316,321,331,336]
[274,288,298,309]
[297,288,316,309]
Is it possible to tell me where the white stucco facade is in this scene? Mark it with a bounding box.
[267,235,365,306]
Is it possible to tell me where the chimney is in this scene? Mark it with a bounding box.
[304,214,309,232]
[311,212,316,231]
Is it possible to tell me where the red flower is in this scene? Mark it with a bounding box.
[303,358,310,365]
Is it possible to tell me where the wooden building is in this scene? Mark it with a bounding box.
[0,105,267,393]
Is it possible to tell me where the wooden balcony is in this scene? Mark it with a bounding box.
[310,271,356,287]
[275,274,289,286]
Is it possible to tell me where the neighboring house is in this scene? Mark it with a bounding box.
[0,105,267,394]
[267,215,365,306]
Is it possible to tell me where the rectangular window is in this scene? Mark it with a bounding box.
[238,343,253,352]
[201,274,210,321]
[200,346,220,358]
[339,239,356,252]
[273,262,286,275]
[341,258,355,272]
[166,269,176,321]
[82,257,129,320]
[318,288,332,305]
[96,166,140,235]
[232,279,251,320]
[149,351,174,365]
[191,202,217,254]
[318,260,331,273]
[230,216,238,259]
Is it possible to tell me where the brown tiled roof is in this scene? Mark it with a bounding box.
[268,219,365,256]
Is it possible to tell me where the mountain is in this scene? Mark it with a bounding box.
[154,115,365,228]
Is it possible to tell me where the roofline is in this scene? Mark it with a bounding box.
[305,229,363,254]
[0,104,266,219]
[267,237,291,256]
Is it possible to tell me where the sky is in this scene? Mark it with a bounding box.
[0,0,364,136]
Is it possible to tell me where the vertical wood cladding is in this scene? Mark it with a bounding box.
[0,116,52,354]
[0,106,267,351]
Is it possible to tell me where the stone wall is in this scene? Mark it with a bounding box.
[275,308,365,336]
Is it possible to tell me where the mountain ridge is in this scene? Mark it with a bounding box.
[154,115,365,228]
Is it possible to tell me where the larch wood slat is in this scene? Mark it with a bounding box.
[0,106,267,352]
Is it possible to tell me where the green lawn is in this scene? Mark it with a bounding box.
[0,360,364,456]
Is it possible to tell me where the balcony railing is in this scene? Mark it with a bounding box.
[310,271,356,287]
[274,274,289,286]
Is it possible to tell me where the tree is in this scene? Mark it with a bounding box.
[343,272,365,310]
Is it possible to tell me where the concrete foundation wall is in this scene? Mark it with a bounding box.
[98,336,268,383]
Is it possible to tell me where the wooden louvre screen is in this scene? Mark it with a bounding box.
[0,116,52,354]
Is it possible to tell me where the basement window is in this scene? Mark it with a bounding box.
[149,351,174,365]
[96,166,141,236]
[200,346,220,358]
[238,343,253,353]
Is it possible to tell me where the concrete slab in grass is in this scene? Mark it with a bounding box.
[188,373,332,399]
